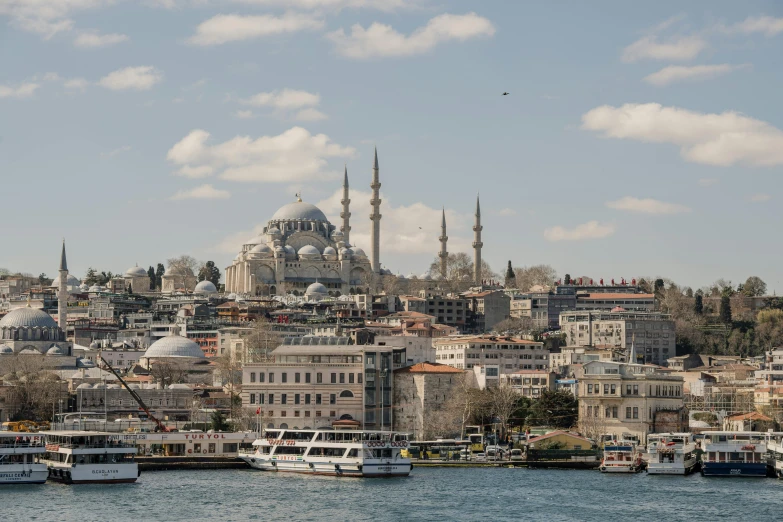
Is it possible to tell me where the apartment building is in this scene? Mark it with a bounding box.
[433,335,548,373]
[500,370,557,398]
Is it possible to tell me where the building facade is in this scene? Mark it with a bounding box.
[393,362,464,439]
[433,335,548,372]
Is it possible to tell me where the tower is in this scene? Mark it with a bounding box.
[439,207,449,278]
[340,165,351,244]
[473,195,483,285]
[370,147,381,274]
[58,240,68,339]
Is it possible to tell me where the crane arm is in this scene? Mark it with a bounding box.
[100,359,170,432]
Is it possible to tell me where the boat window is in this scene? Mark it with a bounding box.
[306,447,346,457]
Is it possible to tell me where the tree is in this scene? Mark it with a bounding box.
[167,255,201,275]
[577,405,606,445]
[528,389,578,429]
[490,384,519,438]
[210,410,230,432]
[742,276,767,297]
[149,360,188,385]
[428,252,495,293]
[637,278,652,293]
[720,295,732,324]
[493,317,534,335]
[563,274,571,285]
[38,273,52,286]
[694,294,704,315]
[198,261,221,287]
[654,278,665,297]
[512,264,557,292]
[504,261,516,288]
[127,282,133,294]
[155,263,165,290]
[84,267,99,285]
[0,355,65,421]
[756,310,783,353]
[685,287,694,298]
[244,318,281,363]
[147,266,156,291]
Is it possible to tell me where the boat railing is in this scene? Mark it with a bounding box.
[0,441,45,449]
[46,442,136,450]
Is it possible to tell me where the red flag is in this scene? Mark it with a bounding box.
[256,408,260,415]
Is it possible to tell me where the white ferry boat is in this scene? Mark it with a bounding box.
[0,432,48,484]
[768,433,783,479]
[645,433,699,475]
[41,431,139,484]
[701,431,768,477]
[600,440,644,473]
[239,428,412,477]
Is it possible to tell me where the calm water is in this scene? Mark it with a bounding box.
[3,467,783,521]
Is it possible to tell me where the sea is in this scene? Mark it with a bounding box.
[3,467,782,522]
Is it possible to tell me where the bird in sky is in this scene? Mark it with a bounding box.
[502,92,509,95]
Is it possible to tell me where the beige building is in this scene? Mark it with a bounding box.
[433,335,548,372]
[465,290,511,333]
[393,362,465,439]
[241,337,404,430]
[500,370,556,398]
[578,360,686,443]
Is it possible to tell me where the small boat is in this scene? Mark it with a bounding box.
[41,431,139,484]
[239,428,412,477]
[645,433,699,475]
[700,431,767,477]
[600,440,643,473]
[0,432,48,484]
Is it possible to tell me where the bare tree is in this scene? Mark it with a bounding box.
[490,384,519,438]
[149,360,188,385]
[1,355,65,420]
[493,317,535,336]
[513,265,558,292]
[166,255,200,290]
[244,318,281,363]
[578,406,607,445]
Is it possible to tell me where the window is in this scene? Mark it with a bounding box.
[603,384,609,394]
[340,373,345,384]
[305,411,310,417]
[633,407,639,419]
[305,373,311,384]
[249,394,255,404]
[358,373,363,384]
[281,394,287,405]
[349,373,355,384]
[316,411,322,417]
[295,394,300,405]
[612,406,618,418]
[633,385,638,395]
[588,383,593,394]
[331,373,337,384]
[259,373,265,383]
[330,411,336,417]
[625,385,631,395]
[605,407,611,418]
[269,373,275,383]
[317,373,323,384]
[282,373,288,384]
[610,384,616,394]
[305,394,311,405]
[330,394,336,405]
[339,390,354,398]
[250,372,256,383]
[626,407,632,419]
[281,411,286,417]
[316,394,322,405]
[259,394,265,405]
[268,394,274,404]
[295,373,301,383]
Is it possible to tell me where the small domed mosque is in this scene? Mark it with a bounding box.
[224,149,384,297]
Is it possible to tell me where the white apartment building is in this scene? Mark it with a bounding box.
[433,335,549,373]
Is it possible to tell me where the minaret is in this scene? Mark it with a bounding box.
[473,195,483,285]
[438,207,448,277]
[369,147,381,273]
[58,240,68,339]
[340,165,351,244]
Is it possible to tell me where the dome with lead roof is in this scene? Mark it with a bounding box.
[125,266,147,278]
[305,282,328,295]
[250,244,273,256]
[271,201,328,222]
[323,246,337,256]
[0,307,58,329]
[144,335,205,359]
[298,245,321,257]
[194,280,217,294]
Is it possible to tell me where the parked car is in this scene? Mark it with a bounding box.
[473,452,487,462]
[510,449,524,461]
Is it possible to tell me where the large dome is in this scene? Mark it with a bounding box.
[0,307,58,329]
[125,266,148,277]
[271,201,328,222]
[51,273,81,289]
[306,282,328,295]
[194,280,217,294]
[144,335,205,359]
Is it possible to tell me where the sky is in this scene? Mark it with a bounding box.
[2,0,783,292]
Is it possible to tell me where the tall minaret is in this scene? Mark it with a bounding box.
[369,147,381,273]
[340,165,351,244]
[473,195,483,285]
[438,207,449,278]
[58,240,68,339]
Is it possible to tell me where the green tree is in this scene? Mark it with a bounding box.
[210,410,229,432]
[127,282,133,294]
[38,273,52,286]
[742,276,767,297]
[564,274,571,285]
[84,267,98,285]
[504,261,516,288]
[198,261,221,287]
[654,278,665,297]
[694,294,704,315]
[528,389,578,429]
[720,295,732,324]
[147,266,156,291]
[155,263,165,290]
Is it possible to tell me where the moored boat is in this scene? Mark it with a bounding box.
[600,440,643,473]
[0,432,48,484]
[700,431,767,477]
[766,433,783,479]
[41,431,139,484]
[645,433,699,475]
[239,428,412,477]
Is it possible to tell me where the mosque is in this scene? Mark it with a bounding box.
[224,149,384,297]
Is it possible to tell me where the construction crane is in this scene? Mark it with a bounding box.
[100,359,170,432]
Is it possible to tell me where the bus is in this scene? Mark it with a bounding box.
[405,439,473,460]
[464,426,485,452]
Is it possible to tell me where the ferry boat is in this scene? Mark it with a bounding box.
[600,440,644,473]
[0,432,48,484]
[41,431,139,484]
[765,433,783,479]
[645,433,699,475]
[700,431,767,477]
[239,428,412,477]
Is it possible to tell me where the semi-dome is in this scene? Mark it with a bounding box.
[125,266,147,277]
[144,335,206,359]
[19,347,41,355]
[284,245,296,258]
[88,285,103,292]
[305,282,328,295]
[76,358,95,368]
[79,283,89,291]
[46,345,65,356]
[76,383,92,390]
[0,307,58,329]
[271,201,328,222]
[406,273,417,279]
[267,227,282,236]
[0,345,13,354]
[194,280,217,294]
[250,244,273,256]
[245,234,265,246]
[352,247,367,257]
[298,245,321,257]
[323,246,337,256]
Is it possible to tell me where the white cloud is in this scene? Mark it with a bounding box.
[721,16,783,37]
[234,110,255,119]
[295,108,328,121]
[98,66,163,91]
[316,188,472,256]
[497,208,516,216]
[232,0,414,10]
[74,31,128,48]
[327,12,495,59]
[644,64,749,86]
[0,0,113,39]
[544,221,615,242]
[698,178,718,187]
[581,103,783,167]
[0,82,40,99]
[188,13,323,46]
[606,196,691,215]
[43,72,60,81]
[101,145,131,157]
[175,165,214,178]
[621,35,706,62]
[166,127,355,183]
[170,184,231,201]
[63,77,89,90]
[240,89,320,109]
[748,193,771,203]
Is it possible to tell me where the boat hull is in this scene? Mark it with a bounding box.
[600,464,642,473]
[647,457,699,475]
[47,464,139,484]
[0,466,48,484]
[701,462,767,477]
[240,456,411,477]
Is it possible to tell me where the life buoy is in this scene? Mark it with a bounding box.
[187,449,192,454]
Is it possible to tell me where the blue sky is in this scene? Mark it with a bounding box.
[2,0,783,292]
